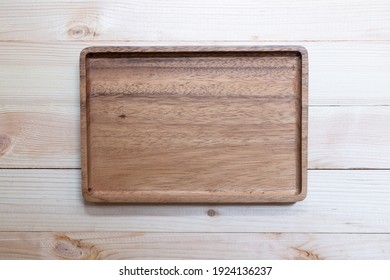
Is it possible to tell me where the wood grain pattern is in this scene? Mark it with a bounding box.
[310,106,390,169]
[0,0,389,42]
[1,0,390,260]
[0,232,389,260]
[2,42,389,106]
[0,109,80,168]
[80,46,308,203]
[1,169,389,232]
[2,105,390,169]
[1,42,390,168]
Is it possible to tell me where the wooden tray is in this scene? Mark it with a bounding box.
[80,46,308,203]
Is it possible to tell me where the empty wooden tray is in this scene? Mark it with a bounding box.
[80,46,308,203]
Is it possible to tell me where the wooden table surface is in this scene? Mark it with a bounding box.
[0,0,389,259]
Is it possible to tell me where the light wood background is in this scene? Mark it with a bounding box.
[0,0,389,259]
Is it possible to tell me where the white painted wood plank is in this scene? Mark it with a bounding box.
[0,169,389,232]
[0,232,389,259]
[0,108,80,168]
[0,0,389,41]
[309,106,390,169]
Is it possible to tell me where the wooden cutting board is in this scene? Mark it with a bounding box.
[80,46,308,203]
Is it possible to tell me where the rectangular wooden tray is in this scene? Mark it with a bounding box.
[80,46,308,203]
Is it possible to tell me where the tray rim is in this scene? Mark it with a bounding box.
[80,45,308,203]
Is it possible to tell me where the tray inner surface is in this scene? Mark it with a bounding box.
[84,50,304,202]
